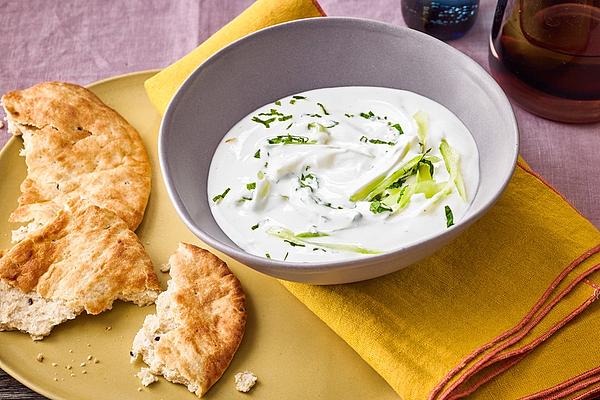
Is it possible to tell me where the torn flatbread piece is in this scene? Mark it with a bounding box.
[0,199,161,340]
[1,82,151,241]
[131,243,246,397]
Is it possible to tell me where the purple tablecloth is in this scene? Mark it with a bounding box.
[0,1,598,398]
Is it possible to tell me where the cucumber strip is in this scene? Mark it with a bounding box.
[267,227,381,255]
[349,140,413,202]
[439,138,467,201]
[414,111,429,151]
[363,154,424,201]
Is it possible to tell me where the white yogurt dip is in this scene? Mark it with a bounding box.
[208,87,479,262]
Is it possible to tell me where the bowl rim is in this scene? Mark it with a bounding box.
[159,16,519,273]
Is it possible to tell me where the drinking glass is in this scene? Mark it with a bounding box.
[489,0,600,123]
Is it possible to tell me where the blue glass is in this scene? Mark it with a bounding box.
[401,0,480,41]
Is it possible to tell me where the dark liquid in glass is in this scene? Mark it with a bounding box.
[402,0,479,40]
[489,0,600,123]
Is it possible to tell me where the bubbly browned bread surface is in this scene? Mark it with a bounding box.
[1,82,151,240]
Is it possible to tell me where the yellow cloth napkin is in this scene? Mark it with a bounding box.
[145,1,600,398]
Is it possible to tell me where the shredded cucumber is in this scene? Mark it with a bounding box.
[414,111,429,152]
[267,227,381,255]
[439,138,467,201]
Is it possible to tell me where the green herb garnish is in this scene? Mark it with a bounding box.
[307,113,322,118]
[251,223,259,230]
[212,188,230,203]
[445,205,454,227]
[317,102,330,115]
[360,111,375,119]
[268,134,316,145]
[360,135,395,145]
[259,109,284,117]
[246,182,256,190]
[275,100,282,106]
[265,253,271,259]
[345,113,354,118]
[254,149,261,159]
[252,116,276,128]
[284,239,306,247]
[370,200,392,214]
[292,95,307,100]
[286,123,293,130]
[284,252,289,261]
[390,123,404,134]
[279,115,293,121]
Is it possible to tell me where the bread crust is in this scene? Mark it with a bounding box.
[1,82,151,235]
[132,243,246,397]
[0,199,161,318]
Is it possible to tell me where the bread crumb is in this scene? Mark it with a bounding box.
[66,365,72,370]
[80,362,86,367]
[52,362,58,367]
[159,263,170,273]
[137,367,158,387]
[93,358,100,364]
[53,377,58,382]
[70,373,75,377]
[87,355,93,361]
[68,349,73,353]
[234,371,257,393]
[36,353,45,362]
[137,387,143,392]
[82,370,87,375]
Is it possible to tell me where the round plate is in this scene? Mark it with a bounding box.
[0,71,397,400]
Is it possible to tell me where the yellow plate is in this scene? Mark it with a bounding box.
[0,71,397,400]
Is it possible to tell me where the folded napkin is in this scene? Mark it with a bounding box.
[145,1,600,398]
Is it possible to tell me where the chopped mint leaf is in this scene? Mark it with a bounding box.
[212,188,230,203]
[290,99,296,105]
[254,149,261,159]
[284,252,289,261]
[259,109,284,117]
[390,123,404,134]
[279,114,293,121]
[238,195,252,202]
[360,111,375,119]
[370,200,392,214]
[368,138,395,145]
[345,113,354,118]
[445,205,454,227]
[265,253,271,259]
[307,113,322,118]
[360,135,368,143]
[284,239,306,247]
[307,122,317,129]
[275,100,282,106]
[252,116,276,128]
[286,122,293,130]
[317,102,330,115]
[292,95,307,100]
[251,223,259,230]
[246,182,256,190]
[268,134,316,145]
[387,177,406,189]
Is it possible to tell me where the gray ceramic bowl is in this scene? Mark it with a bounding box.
[159,17,518,284]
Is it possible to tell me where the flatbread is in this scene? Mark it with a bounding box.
[131,243,246,397]
[1,82,151,241]
[0,199,161,339]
